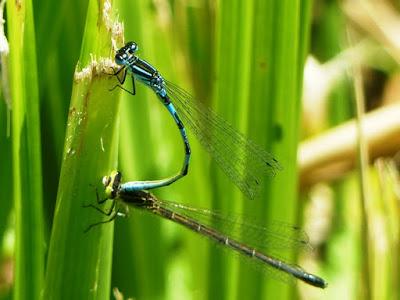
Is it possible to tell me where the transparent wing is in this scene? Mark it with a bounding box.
[164,80,282,199]
[151,197,321,286]
[125,191,325,287]
[155,198,311,254]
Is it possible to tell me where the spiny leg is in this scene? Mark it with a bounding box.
[104,66,125,80]
[84,209,119,233]
[82,187,118,232]
[109,83,136,96]
[82,186,111,210]
[94,186,111,205]
[82,198,116,216]
[109,70,136,95]
[83,198,119,233]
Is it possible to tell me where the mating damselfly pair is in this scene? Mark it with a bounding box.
[85,42,327,289]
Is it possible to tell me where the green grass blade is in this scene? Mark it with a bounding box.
[209,2,255,299]
[209,1,314,299]
[42,0,123,298]
[33,0,88,240]
[6,0,44,298]
[259,1,313,298]
[0,0,12,271]
[0,101,12,251]
[0,76,12,300]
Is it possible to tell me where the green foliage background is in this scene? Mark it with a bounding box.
[1,0,399,299]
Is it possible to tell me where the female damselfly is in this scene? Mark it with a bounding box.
[85,170,327,289]
[111,42,282,199]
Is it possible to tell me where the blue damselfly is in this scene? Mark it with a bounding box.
[111,42,282,199]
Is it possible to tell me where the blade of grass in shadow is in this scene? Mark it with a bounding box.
[0,0,12,269]
[7,0,43,298]
[0,100,12,256]
[42,0,123,298]
[34,0,89,241]
[0,99,13,300]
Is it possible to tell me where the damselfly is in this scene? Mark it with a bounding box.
[111,42,282,199]
[85,170,327,289]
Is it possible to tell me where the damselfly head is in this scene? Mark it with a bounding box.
[115,42,138,65]
[103,171,122,199]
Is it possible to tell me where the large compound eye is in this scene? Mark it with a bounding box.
[115,53,123,65]
[102,175,111,187]
[128,42,138,54]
